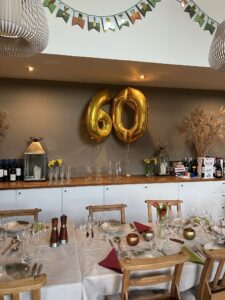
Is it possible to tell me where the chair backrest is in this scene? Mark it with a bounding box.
[0,208,42,222]
[86,204,127,224]
[197,249,225,300]
[120,251,189,300]
[145,200,183,222]
[0,274,47,300]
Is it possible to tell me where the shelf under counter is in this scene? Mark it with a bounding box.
[0,175,224,190]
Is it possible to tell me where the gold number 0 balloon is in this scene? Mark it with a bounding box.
[86,89,112,143]
[112,87,148,144]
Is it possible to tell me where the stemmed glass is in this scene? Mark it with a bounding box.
[53,167,59,180]
[48,168,54,184]
[66,166,72,181]
[32,221,46,259]
[59,166,65,181]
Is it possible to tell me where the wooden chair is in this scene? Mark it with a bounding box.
[86,204,127,224]
[145,200,183,222]
[0,208,42,222]
[119,251,189,300]
[0,274,47,300]
[196,248,225,300]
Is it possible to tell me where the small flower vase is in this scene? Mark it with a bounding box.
[145,163,155,177]
[157,215,166,239]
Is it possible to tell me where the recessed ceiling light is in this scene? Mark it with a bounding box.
[140,74,145,80]
[27,65,34,73]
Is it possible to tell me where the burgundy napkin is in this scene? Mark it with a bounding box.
[98,248,123,274]
[134,221,151,233]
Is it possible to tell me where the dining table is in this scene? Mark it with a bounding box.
[0,222,84,300]
[0,219,222,300]
[75,223,214,300]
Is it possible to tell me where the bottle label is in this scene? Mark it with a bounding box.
[3,170,8,176]
[16,168,21,176]
[10,174,16,181]
[0,169,3,178]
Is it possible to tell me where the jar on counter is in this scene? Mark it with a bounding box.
[157,147,169,176]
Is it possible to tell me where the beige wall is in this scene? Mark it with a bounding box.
[0,78,225,176]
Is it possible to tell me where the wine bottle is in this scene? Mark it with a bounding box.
[201,159,205,178]
[0,160,3,182]
[3,159,8,182]
[10,160,16,182]
[215,158,223,178]
[16,159,22,181]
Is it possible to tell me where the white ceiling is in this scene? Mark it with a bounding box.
[0,53,225,91]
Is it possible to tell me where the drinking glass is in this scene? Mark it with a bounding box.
[84,166,92,181]
[17,229,33,264]
[66,166,72,181]
[0,217,7,241]
[48,168,54,184]
[59,166,65,181]
[107,161,113,180]
[32,221,46,259]
[93,166,101,181]
[53,166,59,180]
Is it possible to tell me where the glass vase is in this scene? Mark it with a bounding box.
[145,163,155,177]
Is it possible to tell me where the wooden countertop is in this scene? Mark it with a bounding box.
[0,175,224,190]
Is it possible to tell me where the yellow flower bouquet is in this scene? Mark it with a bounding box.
[48,158,63,168]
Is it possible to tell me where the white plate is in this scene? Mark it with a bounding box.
[101,220,123,234]
[204,242,222,250]
[6,221,29,233]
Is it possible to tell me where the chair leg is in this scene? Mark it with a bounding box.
[33,289,41,300]
[12,294,20,300]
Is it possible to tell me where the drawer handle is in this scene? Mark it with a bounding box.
[64,190,67,193]
[18,192,21,195]
[144,186,147,189]
[222,207,225,209]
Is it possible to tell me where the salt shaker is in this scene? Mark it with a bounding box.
[50,218,59,248]
[59,215,68,245]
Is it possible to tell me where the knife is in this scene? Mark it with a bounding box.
[109,239,114,248]
[170,238,184,244]
[35,264,43,278]
[31,263,38,277]
[91,227,94,238]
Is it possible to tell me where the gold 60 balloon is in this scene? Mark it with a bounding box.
[86,87,148,144]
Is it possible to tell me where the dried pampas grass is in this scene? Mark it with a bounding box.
[0,110,9,142]
[180,106,225,157]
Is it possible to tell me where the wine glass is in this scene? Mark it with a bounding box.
[48,168,54,184]
[59,166,65,181]
[66,166,72,181]
[53,166,59,180]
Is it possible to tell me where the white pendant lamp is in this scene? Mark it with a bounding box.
[0,0,49,57]
[208,20,225,71]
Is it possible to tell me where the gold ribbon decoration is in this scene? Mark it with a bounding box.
[86,89,112,143]
[112,87,148,144]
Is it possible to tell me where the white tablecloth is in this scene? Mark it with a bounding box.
[0,223,84,300]
[76,224,211,300]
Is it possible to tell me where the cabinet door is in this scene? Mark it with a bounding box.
[17,188,62,222]
[0,190,17,210]
[142,183,179,220]
[104,184,144,223]
[62,186,104,226]
[178,182,219,218]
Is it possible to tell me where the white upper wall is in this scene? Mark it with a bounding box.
[43,0,225,67]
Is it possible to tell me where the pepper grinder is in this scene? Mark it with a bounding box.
[59,215,68,244]
[50,218,59,248]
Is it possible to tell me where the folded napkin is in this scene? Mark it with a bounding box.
[133,221,151,233]
[182,245,205,265]
[98,248,122,273]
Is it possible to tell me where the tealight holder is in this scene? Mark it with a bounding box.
[183,227,196,240]
[142,230,155,241]
[126,233,139,246]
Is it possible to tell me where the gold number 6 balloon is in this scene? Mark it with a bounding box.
[112,87,148,144]
[86,89,112,143]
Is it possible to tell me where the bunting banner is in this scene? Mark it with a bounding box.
[43,0,220,35]
[42,0,162,32]
[177,0,220,35]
